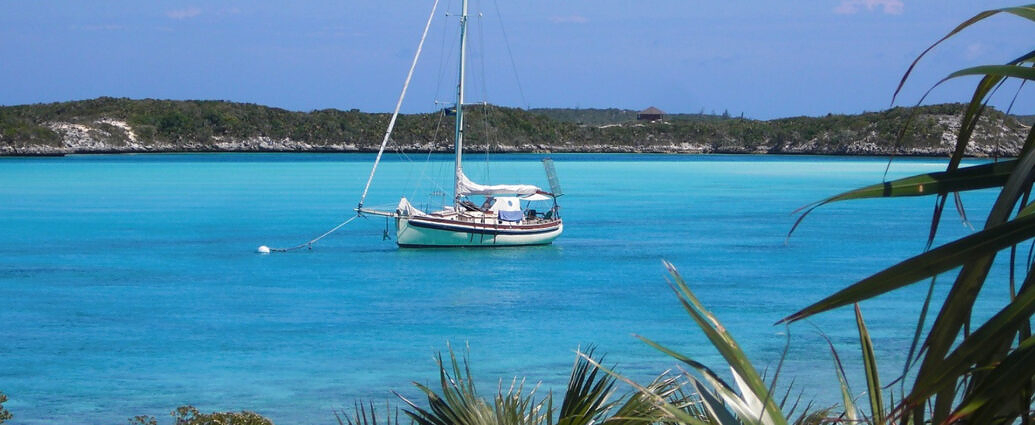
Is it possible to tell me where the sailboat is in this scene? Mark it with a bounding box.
[355,0,563,248]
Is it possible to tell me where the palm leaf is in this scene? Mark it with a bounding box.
[636,334,773,425]
[945,335,1035,424]
[788,160,1016,238]
[820,332,858,423]
[398,351,496,425]
[337,402,404,425]
[897,274,1035,411]
[602,373,683,425]
[945,64,1035,83]
[854,305,884,425]
[556,348,618,425]
[654,262,788,425]
[576,354,716,425]
[781,212,1035,323]
[909,130,1035,423]
[495,378,549,425]
[898,277,937,391]
[690,378,742,425]
[893,5,1035,104]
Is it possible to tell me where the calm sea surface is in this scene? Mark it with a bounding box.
[0,153,1013,424]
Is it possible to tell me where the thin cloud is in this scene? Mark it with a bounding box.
[549,15,589,24]
[834,0,904,15]
[166,7,202,20]
[71,24,124,31]
[216,7,241,17]
[965,42,984,60]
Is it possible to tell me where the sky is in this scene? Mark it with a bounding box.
[2,1,1035,119]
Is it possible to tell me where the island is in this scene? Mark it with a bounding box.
[0,97,1028,156]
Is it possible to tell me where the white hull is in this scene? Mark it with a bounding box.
[396,215,562,247]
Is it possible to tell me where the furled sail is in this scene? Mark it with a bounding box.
[456,170,541,196]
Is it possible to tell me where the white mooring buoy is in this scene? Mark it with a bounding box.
[257,245,271,254]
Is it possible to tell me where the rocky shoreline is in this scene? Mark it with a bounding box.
[1,140,1019,157]
[3,130,1020,158]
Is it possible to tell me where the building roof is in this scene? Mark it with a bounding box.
[639,106,666,115]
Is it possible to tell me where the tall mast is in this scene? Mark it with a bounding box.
[453,0,469,203]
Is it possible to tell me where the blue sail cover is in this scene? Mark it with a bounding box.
[498,210,523,222]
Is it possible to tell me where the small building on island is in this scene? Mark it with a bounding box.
[637,106,666,122]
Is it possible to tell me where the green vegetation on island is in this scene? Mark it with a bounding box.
[0,97,1027,156]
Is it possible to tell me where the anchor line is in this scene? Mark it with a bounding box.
[267,215,359,252]
[262,0,439,253]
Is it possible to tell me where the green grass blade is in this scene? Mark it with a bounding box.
[820,332,857,423]
[899,276,937,391]
[557,348,617,425]
[663,261,788,425]
[855,305,884,425]
[946,64,1035,82]
[914,129,1035,422]
[690,378,742,425]
[635,335,739,395]
[781,212,1035,323]
[1017,199,1035,218]
[397,351,496,425]
[893,5,1035,104]
[576,354,715,425]
[900,274,1035,409]
[945,335,1035,424]
[788,160,1015,238]
[602,373,681,425]
[940,51,1035,172]
[824,160,1015,202]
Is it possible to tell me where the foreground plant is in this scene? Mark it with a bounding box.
[780,5,1035,425]
[392,348,683,425]
[580,263,840,425]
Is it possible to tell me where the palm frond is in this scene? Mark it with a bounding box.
[495,378,550,425]
[855,305,885,425]
[556,348,619,425]
[398,351,496,425]
[602,373,684,425]
[337,401,406,425]
[788,160,1017,239]
[659,261,788,425]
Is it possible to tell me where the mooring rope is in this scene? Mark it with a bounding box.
[260,0,439,254]
[258,215,359,253]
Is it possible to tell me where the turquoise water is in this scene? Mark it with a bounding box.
[0,153,1011,424]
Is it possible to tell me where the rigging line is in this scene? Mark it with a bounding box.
[492,0,528,109]
[483,105,491,182]
[357,0,441,209]
[410,110,451,202]
[475,9,492,181]
[261,215,359,253]
[432,0,454,110]
[476,7,489,102]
